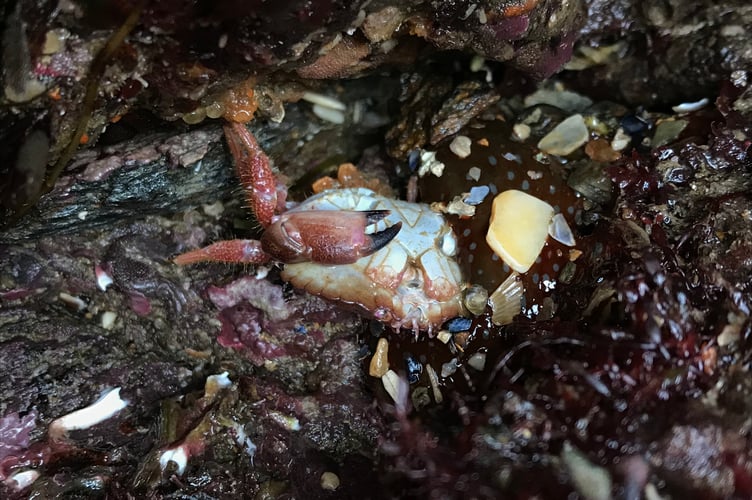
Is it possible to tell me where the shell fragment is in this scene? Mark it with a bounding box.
[486,190,556,273]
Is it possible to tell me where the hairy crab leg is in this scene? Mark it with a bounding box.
[223,121,281,228]
[261,209,402,264]
[173,240,270,265]
[175,124,403,268]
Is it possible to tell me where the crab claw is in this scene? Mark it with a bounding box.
[261,209,401,265]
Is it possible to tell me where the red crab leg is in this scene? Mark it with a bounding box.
[261,209,402,264]
[173,240,270,265]
[223,121,280,228]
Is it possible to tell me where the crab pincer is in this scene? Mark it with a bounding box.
[261,209,402,264]
[174,122,402,267]
[174,210,401,266]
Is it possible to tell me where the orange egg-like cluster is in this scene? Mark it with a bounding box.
[312,163,394,198]
[221,80,258,123]
[180,79,258,125]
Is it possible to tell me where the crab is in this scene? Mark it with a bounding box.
[175,122,466,332]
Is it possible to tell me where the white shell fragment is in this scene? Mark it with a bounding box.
[95,265,113,291]
[425,364,443,403]
[537,114,589,156]
[206,371,232,390]
[6,469,40,491]
[312,104,345,124]
[610,128,631,152]
[486,190,555,273]
[450,135,473,158]
[58,292,87,312]
[417,149,446,177]
[445,194,477,217]
[160,444,189,475]
[672,97,709,114]
[231,421,257,460]
[49,387,128,441]
[549,213,576,247]
[301,91,346,110]
[382,369,408,408]
[488,272,523,326]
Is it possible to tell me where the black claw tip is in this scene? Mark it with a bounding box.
[363,209,391,224]
[368,221,402,253]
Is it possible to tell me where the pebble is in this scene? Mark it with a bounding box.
[441,359,459,378]
[620,114,651,136]
[411,386,432,410]
[447,317,472,333]
[523,88,593,113]
[467,185,489,206]
[717,324,741,346]
[100,311,117,330]
[467,352,487,371]
[513,123,531,140]
[610,128,631,151]
[450,135,473,158]
[404,354,422,384]
[467,166,481,181]
[463,284,489,316]
[436,330,452,344]
[42,29,67,54]
[320,472,340,491]
[537,114,589,156]
[369,338,389,377]
[584,138,620,162]
[652,119,688,147]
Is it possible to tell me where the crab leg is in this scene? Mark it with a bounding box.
[223,121,282,228]
[173,240,270,265]
[261,209,402,264]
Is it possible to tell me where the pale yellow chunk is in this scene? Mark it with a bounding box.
[486,190,555,273]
